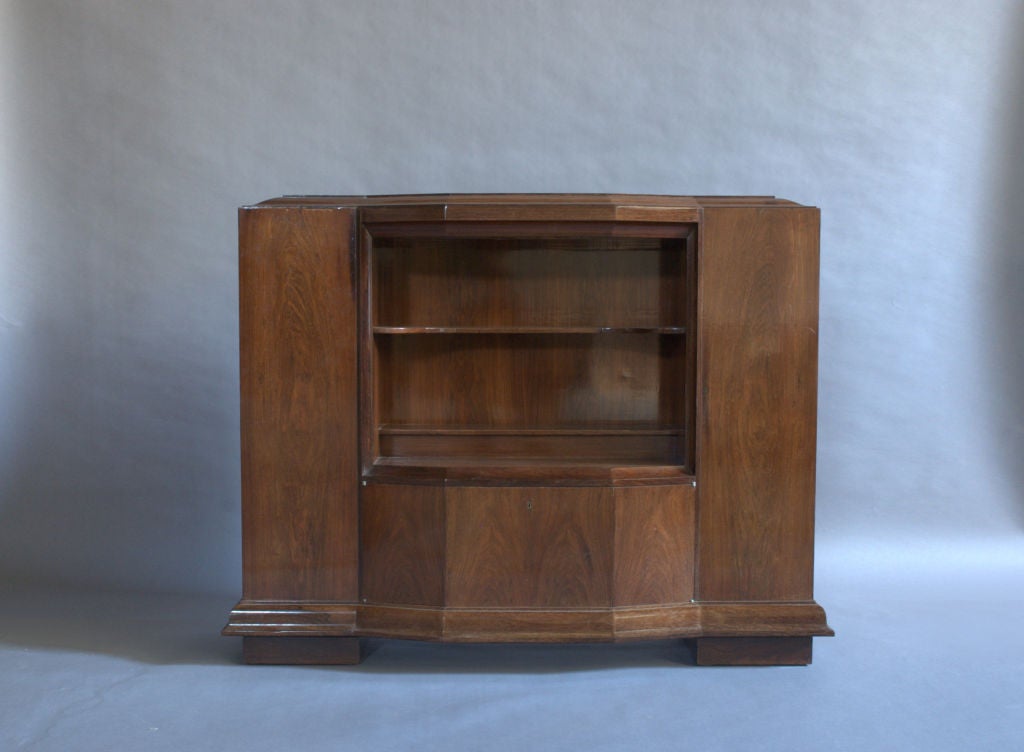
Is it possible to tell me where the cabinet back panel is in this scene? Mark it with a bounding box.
[374,237,686,329]
[376,333,684,428]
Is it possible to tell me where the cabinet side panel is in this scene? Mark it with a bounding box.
[696,207,819,601]
[240,207,358,601]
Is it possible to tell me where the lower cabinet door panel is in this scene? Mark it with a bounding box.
[360,483,696,613]
[613,484,695,606]
[446,486,616,608]
[360,483,445,606]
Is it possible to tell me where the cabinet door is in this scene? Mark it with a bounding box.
[446,487,615,608]
[613,485,695,606]
[360,483,445,606]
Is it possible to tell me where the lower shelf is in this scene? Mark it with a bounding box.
[367,457,694,486]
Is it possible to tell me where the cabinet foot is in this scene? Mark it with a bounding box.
[242,637,364,665]
[686,637,813,666]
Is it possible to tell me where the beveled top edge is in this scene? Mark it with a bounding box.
[245,193,810,209]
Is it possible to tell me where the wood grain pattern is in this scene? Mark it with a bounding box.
[698,602,833,636]
[360,484,445,606]
[373,236,686,329]
[256,193,707,208]
[365,460,693,487]
[223,600,826,643]
[366,221,693,240]
[238,207,359,601]
[376,332,684,429]
[441,203,699,223]
[356,604,445,640]
[446,487,615,608]
[613,485,695,606]
[696,206,820,602]
[378,431,680,463]
[223,601,356,636]
[243,637,363,665]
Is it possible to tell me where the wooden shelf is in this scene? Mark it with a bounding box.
[378,424,684,436]
[373,326,686,335]
[367,456,695,486]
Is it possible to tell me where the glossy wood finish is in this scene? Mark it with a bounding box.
[367,226,692,486]
[696,206,821,602]
[226,195,830,666]
[613,485,694,606]
[373,236,686,329]
[365,459,693,487]
[376,332,685,429]
[357,483,696,610]
[446,486,615,608]
[359,484,445,606]
[224,599,829,643]
[237,207,358,602]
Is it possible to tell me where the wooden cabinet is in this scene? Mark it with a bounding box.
[223,194,832,666]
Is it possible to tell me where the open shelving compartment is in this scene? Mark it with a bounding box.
[360,221,697,486]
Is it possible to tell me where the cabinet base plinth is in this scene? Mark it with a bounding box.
[242,637,364,665]
[687,636,813,666]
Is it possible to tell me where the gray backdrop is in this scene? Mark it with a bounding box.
[2,0,1023,594]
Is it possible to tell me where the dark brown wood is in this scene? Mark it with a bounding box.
[376,332,684,429]
[378,431,680,464]
[373,327,686,334]
[374,235,686,329]
[243,637,363,665]
[364,459,694,487]
[446,486,615,607]
[442,202,699,223]
[364,221,693,240]
[223,601,356,636]
[360,484,445,606]
[613,485,695,606]
[699,602,833,636]
[696,206,820,602]
[223,600,827,643]
[688,637,813,666]
[226,195,830,666]
[238,207,359,602]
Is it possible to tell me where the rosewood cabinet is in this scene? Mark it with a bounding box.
[223,194,832,666]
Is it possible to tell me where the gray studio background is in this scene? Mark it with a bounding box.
[1,2,1023,750]
[3,0,1022,593]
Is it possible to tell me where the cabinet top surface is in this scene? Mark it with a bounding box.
[248,194,812,210]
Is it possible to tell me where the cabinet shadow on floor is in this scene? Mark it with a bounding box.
[0,583,696,673]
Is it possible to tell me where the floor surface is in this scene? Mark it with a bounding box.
[2,544,1022,751]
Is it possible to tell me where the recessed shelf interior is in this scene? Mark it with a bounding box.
[365,229,695,480]
[374,235,685,329]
